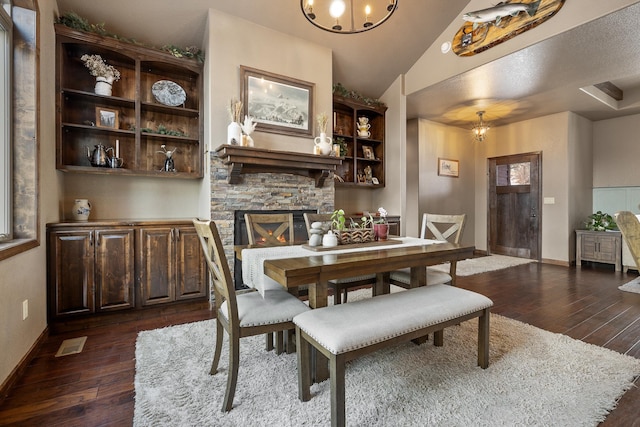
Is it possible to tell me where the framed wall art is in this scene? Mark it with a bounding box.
[362,145,375,160]
[96,107,119,129]
[240,65,314,138]
[438,158,459,177]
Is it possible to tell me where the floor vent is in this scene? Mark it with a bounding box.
[55,336,87,357]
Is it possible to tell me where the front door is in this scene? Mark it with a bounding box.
[488,152,541,260]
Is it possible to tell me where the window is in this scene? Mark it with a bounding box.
[0,0,38,259]
[496,162,531,186]
[0,0,11,242]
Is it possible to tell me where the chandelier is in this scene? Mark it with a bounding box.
[301,0,398,34]
[471,111,490,142]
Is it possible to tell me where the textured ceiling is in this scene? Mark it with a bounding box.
[54,0,640,127]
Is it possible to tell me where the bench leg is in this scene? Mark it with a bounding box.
[478,309,490,369]
[296,327,312,402]
[433,329,444,346]
[330,354,346,427]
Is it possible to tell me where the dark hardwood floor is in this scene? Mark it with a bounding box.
[0,262,639,426]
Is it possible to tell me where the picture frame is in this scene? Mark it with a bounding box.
[240,65,314,138]
[438,158,459,177]
[362,145,375,160]
[96,107,119,129]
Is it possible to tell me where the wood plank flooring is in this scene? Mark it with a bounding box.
[0,262,639,426]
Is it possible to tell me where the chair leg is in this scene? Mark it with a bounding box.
[333,285,342,305]
[296,327,312,402]
[266,332,274,351]
[222,332,240,412]
[342,287,348,303]
[210,318,224,375]
[275,331,285,355]
[286,329,295,354]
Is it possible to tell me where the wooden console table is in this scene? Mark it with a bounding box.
[575,229,622,271]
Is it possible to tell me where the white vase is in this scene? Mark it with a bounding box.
[72,199,92,221]
[94,76,114,96]
[227,122,242,145]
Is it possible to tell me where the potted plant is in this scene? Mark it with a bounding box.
[373,207,389,241]
[331,209,375,244]
[80,54,121,96]
[585,211,617,231]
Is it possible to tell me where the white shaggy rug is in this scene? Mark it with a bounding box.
[429,254,535,277]
[619,276,640,294]
[134,308,640,426]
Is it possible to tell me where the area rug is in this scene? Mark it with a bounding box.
[619,276,640,294]
[134,312,640,426]
[429,254,535,277]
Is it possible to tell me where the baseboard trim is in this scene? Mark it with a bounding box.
[0,326,49,405]
[541,258,570,267]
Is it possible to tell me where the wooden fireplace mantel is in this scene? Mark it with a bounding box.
[215,144,343,188]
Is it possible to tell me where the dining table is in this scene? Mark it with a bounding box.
[241,237,475,381]
[241,237,475,308]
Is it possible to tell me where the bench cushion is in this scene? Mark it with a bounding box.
[293,284,493,355]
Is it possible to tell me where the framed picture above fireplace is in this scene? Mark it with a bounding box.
[240,65,315,138]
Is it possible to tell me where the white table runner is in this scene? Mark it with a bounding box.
[242,237,440,295]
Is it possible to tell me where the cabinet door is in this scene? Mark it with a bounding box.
[95,228,135,311]
[596,235,617,262]
[138,227,175,306]
[48,230,95,318]
[175,226,208,300]
[581,234,598,260]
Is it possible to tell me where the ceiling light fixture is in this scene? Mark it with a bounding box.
[301,0,398,34]
[471,111,490,142]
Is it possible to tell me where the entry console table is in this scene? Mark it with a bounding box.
[575,230,622,272]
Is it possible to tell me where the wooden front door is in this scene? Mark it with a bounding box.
[488,152,541,260]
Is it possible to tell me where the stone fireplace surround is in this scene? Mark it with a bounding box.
[210,152,335,283]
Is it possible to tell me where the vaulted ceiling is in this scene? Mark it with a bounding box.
[55,0,640,127]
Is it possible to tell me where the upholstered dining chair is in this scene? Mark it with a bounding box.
[303,212,376,304]
[615,211,640,270]
[192,219,310,412]
[390,213,467,288]
[244,213,294,246]
[244,212,297,351]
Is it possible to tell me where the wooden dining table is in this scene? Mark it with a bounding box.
[259,240,475,309]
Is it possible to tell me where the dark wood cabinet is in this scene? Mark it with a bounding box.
[48,227,135,318]
[55,25,203,178]
[137,225,207,306]
[333,95,386,187]
[47,220,207,322]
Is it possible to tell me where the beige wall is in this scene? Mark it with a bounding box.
[0,0,59,389]
[414,119,476,245]
[593,114,640,187]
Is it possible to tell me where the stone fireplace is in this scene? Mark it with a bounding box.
[210,148,336,286]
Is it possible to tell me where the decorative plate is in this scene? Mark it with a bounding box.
[151,80,187,107]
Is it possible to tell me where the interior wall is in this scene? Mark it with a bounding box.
[593,113,640,187]
[415,119,476,245]
[0,0,58,390]
[474,112,572,262]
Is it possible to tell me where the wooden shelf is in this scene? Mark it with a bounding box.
[215,145,343,188]
[55,25,204,178]
[332,95,387,186]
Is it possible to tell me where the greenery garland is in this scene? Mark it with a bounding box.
[332,83,385,107]
[55,12,205,63]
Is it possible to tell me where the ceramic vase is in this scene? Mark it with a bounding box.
[374,223,389,241]
[94,76,114,96]
[72,199,92,221]
[227,122,242,145]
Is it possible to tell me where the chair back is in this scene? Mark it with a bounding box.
[303,212,332,235]
[244,213,295,246]
[192,219,238,324]
[420,213,466,243]
[615,211,640,267]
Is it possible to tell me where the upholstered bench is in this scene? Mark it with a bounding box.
[293,284,493,427]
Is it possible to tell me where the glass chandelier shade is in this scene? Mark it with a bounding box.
[301,0,398,34]
[472,111,491,142]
